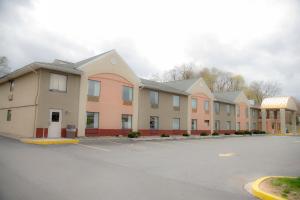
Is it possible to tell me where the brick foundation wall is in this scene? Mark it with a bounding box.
[85,129,132,137]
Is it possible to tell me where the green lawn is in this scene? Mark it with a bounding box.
[271,177,300,199]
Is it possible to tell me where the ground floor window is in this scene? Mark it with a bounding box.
[226,121,231,130]
[86,112,99,128]
[237,122,240,131]
[172,118,180,130]
[6,110,11,121]
[204,120,210,127]
[252,122,257,130]
[150,116,159,129]
[122,114,132,129]
[191,119,197,130]
[214,120,220,131]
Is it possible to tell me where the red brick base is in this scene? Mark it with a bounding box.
[36,128,77,138]
[214,130,236,134]
[191,130,211,135]
[85,129,132,137]
[128,129,187,136]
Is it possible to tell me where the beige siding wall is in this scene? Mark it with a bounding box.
[36,69,81,129]
[213,102,236,130]
[138,88,188,130]
[0,72,38,137]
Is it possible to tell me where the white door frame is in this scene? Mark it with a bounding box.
[48,109,62,138]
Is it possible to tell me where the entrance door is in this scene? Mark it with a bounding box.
[48,109,62,138]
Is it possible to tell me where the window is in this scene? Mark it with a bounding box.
[86,112,99,128]
[192,98,197,111]
[204,120,210,127]
[6,110,11,121]
[191,119,197,130]
[122,114,132,129]
[237,106,240,117]
[172,118,180,130]
[226,105,231,115]
[49,73,67,92]
[51,112,60,122]
[214,102,220,113]
[245,107,248,118]
[204,100,209,112]
[252,122,257,130]
[123,86,133,103]
[214,120,220,130]
[252,109,256,117]
[150,116,159,129]
[9,80,14,92]
[150,91,159,107]
[237,122,240,131]
[88,80,100,96]
[173,95,180,108]
[246,122,249,129]
[226,121,231,130]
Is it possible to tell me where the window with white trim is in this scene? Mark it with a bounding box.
[191,119,197,130]
[86,112,99,128]
[88,80,100,96]
[204,100,209,112]
[122,114,132,129]
[150,91,159,106]
[226,121,231,130]
[191,98,197,110]
[172,118,180,130]
[150,116,159,129]
[214,120,220,130]
[173,95,180,108]
[49,73,67,92]
[123,86,133,102]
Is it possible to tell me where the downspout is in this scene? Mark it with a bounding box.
[29,66,40,138]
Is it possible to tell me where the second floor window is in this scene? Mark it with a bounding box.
[150,91,159,107]
[214,102,220,114]
[226,105,231,115]
[204,100,209,112]
[88,80,100,96]
[50,73,67,92]
[173,95,180,108]
[192,98,197,110]
[237,106,240,117]
[123,86,133,103]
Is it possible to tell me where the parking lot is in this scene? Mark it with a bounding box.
[0,135,299,200]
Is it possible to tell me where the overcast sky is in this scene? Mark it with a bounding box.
[0,0,299,98]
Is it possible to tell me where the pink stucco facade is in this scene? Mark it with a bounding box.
[191,93,211,131]
[86,73,134,130]
[236,103,249,130]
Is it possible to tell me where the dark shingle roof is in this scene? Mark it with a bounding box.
[164,78,199,91]
[140,78,189,95]
[213,91,241,104]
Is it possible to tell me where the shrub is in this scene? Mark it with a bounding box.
[200,132,209,136]
[128,132,141,138]
[235,131,244,135]
[260,131,266,134]
[224,132,231,135]
[182,133,189,137]
[244,131,251,135]
[212,132,219,136]
[161,133,170,137]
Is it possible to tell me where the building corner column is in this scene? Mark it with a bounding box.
[210,100,214,134]
[77,73,88,137]
[292,111,297,134]
[187,95,191,135]
[132,85,139,132]
[261,109,267,132]
[280,108,286,134]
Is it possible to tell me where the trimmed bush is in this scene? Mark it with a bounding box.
[182,133,189,137]
[161,133,170,137]
[260,131,266,134]
[200,132,209,136]
[212,132,219,136]
[244,131,251,135]
[128,132,141,138]
[235,131,244,135]
[224,132,231,135]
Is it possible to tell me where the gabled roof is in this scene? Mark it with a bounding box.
[74,50,114,68]
[213,91,241,104]
[164,78,199,91]
[140,78,189,95]
[0,62,82,84]
[261,96,297,111]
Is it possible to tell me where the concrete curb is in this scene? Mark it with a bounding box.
[252,176,287,200]
[20,138,79,145]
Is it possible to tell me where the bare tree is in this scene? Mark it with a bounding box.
[248,81,281,104]
[0,57,10,77]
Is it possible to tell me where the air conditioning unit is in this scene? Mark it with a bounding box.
[8,94,13,101]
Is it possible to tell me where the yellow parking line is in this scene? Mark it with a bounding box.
[219,153,236,157]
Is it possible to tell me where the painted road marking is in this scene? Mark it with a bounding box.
[219,152,236,157]
[109,141,123,145]
[293,141,300,143]
[77,144,111,152]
